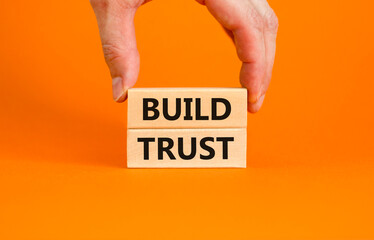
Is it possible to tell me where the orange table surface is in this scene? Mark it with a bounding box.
[1,0,373,239]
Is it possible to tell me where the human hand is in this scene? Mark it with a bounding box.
[90,0,278,112]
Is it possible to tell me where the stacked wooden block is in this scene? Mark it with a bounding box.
[127,88,247,168]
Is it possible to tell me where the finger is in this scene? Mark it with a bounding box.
[249,1,278,112]
[90,0,145,102]
[197,0,278,113]
[201,0,267,109]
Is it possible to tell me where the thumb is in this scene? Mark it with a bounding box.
[90,0,143,102]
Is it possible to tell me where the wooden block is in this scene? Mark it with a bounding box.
[127,128,246,168]
[127,88,247,129]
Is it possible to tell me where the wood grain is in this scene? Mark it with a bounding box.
[127,88,247,129]
[127,128,246,168]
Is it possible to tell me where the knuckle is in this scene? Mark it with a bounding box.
[102,43,123,63]
[263,8,279,32]
[246,8,264,32]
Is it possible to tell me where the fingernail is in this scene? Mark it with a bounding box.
[112,77,127,102]
[247,94,265,113]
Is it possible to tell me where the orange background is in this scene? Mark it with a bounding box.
[1,0,374,239]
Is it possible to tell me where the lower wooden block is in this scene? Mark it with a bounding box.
[127,128,246,168]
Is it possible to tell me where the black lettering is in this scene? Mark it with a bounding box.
[158,138,176,160]
[196,98,209,120]
[143,98,159,120]
[216,137,234,159]
[212,98,231,120]
[178,137,196,160]
[163,98,181,121]
[137,138,155,160]
[200,137,215,160]
[184,98,193,120]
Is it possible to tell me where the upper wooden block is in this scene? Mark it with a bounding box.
[127,88,247,129]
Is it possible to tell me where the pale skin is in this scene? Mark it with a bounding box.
[90,0,278,113]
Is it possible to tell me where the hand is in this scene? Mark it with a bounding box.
[90,0,278,113]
